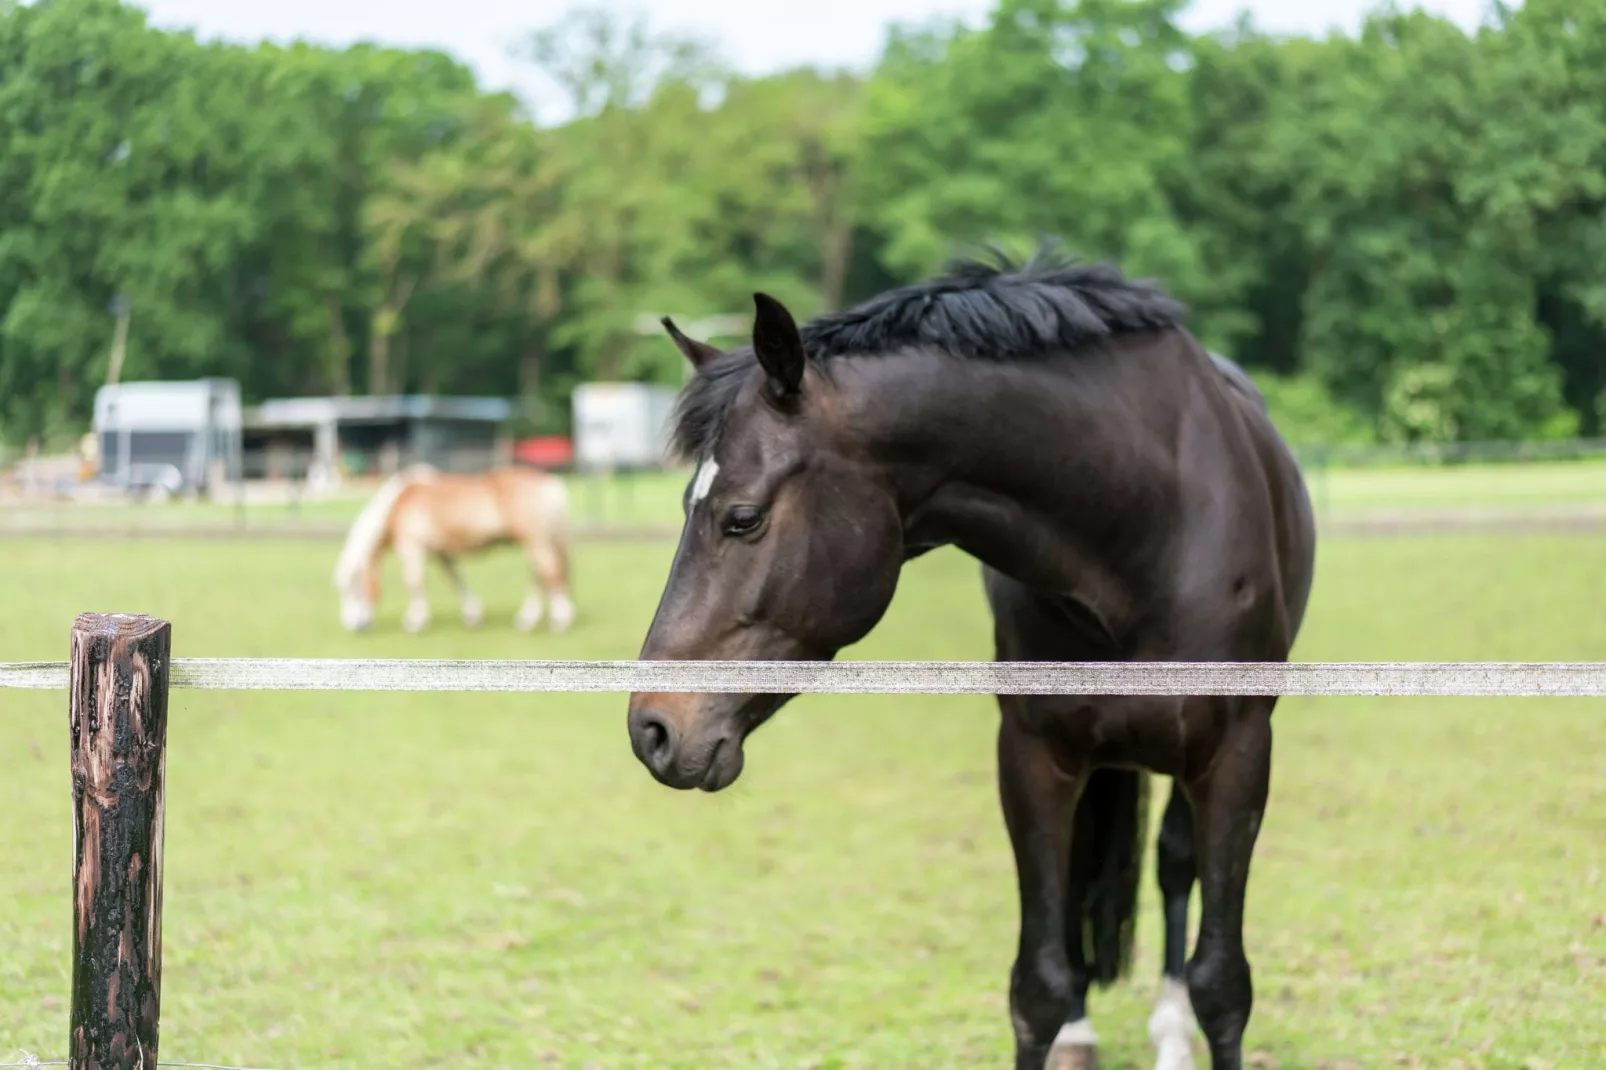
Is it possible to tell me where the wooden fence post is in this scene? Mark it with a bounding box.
[68,613,171,1070]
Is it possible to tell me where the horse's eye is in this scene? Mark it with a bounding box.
[722,505,765,537]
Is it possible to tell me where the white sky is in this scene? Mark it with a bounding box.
[134,0,1496,123]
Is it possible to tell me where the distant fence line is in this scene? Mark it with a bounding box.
[0,520,676,542]
[1295,436,1606,467]
[30,612,1606,1069]
[6,508,1606,542]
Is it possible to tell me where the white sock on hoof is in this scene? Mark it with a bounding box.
[340,597,374,632]
[514,594,544,632]
[1052,1018,1099,1048]
[548,592,575,632]
[402,599,431,633]
[1148,978,1198,1070]
[459,595,484,627]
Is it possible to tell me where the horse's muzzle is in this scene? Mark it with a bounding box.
[627,699,744,792]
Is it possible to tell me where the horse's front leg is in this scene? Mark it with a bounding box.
[397,541,431,633]
[436,553,483,627]
[1184,699,1274,1070]
[997,706,1093,1070]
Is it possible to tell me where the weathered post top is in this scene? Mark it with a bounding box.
[69,612,172,1070]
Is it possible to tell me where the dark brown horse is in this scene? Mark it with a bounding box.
[626,245,1316,1070]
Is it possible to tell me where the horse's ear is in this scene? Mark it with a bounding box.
[661,317,723,369]
[752,292,805,400]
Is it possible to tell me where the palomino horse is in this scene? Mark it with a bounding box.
[333,464,575,634]
[626,244,1316,1070]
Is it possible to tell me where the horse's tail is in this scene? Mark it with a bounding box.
[1074,767,1151,987]
[332,466,435,589]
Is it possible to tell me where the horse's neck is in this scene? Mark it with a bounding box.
[848,350,1183,619]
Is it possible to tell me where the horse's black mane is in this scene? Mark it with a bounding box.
[669,240,1188,462]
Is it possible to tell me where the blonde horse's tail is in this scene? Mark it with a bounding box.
[332,465,437,590]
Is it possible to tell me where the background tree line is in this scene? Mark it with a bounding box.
[2,0,1604,448]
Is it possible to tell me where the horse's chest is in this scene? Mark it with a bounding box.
[1027,694,1229,781]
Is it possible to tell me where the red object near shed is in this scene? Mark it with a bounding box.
[514,435,574,470]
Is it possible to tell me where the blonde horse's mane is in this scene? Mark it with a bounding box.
[332,465,437,590]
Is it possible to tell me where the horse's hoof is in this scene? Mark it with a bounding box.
[1045,1043,1098,1070]
[514,596,544,632]
[548,595,575,634]
[460,598,485,628]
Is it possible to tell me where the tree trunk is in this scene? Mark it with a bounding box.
[520,337,546,402]
[395,323,409,395]
[370,275,416,395]
[820,215,855,313]
[324,295,351,396]
[58,364,78,432]
[369,326,390,396]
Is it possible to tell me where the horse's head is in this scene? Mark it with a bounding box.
[336,560,380,632]
[627,294,905,792]
[332,521,386,633]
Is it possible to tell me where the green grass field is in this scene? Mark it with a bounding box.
[1305,459,1606,514]
[1,535,1604,1069]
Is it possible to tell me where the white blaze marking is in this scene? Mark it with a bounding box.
[690,458,719,504]
[1148,977,1198,1070]
[1053,1017,1099,1047]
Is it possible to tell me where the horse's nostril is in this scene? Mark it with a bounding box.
[633,710,677,774]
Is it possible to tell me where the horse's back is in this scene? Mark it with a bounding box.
[488,466,569,539]
[392,466,565,551]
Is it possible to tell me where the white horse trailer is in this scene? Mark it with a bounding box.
[92,378,243,498]
[571,382,679,473]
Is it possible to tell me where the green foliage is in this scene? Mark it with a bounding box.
[1254,373,1376,448]
[2,0,1606,447]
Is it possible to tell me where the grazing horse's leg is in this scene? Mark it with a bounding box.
[512,543,544,633]
[1184,701,1273,1070]
[997,709,1093,1070]
[397,539,431,633]
[436,554,483,627]
[513,590,544,632]
[1151,782,1200,1070]
[518,538,573,633]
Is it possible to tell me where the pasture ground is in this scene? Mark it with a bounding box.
[1,534,1603,1069]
